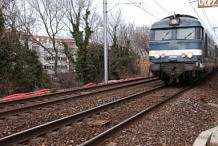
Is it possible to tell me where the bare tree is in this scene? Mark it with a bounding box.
[2,0,19,30]
[126,24,150,76]
[89,8,103,44]
[16,0,39,36]
[60,0,97,84]
[15,0,100,86]
[0,1,52,96]
[18,0,68,87]
[108,11,149,55]
[105,9,150,77]
[131,25,150,56]
[107,10,123,45]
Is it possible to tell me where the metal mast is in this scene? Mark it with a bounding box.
[103,0,108,82]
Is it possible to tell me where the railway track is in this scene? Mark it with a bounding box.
[80,85,191,146]
[0,80,195,145]
[0,84,166,145]
[80,74,216,146]
[0,72,215,146]
[0,77,159,119]
[0,77,162,139]
[0,77,157,107]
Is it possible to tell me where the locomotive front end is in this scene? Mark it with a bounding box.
[149,14,205,83]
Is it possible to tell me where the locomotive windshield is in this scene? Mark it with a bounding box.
[177,27,195,39]
[154,29,172,40]
[151,27,198,41]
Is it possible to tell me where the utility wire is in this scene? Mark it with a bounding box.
[188,1,207,28]
[107,1,160,19]
[152,0,171,15]
[107,2,142,12]
[202,9,213,29]
[202,9,218,39]
[126,0,160,20]
[143,1,166,18]
[188,0,218,42]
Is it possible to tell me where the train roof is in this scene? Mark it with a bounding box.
[151,14,202,29]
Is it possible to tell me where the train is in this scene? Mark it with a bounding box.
[149,14,218,84]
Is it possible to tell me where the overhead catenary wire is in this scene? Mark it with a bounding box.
[202,9,218,40]
[202,9,213,29]
[107,2,142,12]
[141,0,166,18]
[188,0,218,43]
[188,1,208,28]
[152,0,171,15]
[213,27,218,39]
[126,0,160,20]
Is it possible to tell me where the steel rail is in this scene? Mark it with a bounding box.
[0,77,160,119]
[79,84,193,146]
[0,77,157,107]
[0,85,165,145]
[80,73,217,146]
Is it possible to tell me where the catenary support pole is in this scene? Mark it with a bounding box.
[103,0,108,82]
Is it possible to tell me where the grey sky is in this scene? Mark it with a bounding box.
[94,0,218,44]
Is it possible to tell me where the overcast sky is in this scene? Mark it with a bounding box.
[94,0,218,44]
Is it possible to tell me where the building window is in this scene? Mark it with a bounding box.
[43,65,52,69]
[61,57,67,61]
[32,46,39,52]
[44,56,52,61]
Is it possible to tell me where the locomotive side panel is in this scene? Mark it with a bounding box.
[215,45,218,69]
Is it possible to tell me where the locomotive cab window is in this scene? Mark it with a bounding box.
[177,27,195,39]
[153,29,172,40]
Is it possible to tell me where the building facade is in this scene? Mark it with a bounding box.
[30,35,77,76]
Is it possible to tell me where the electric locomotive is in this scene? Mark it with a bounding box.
[149,14,217,83]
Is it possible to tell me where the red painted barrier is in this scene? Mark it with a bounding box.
[83,83,95,87]
[1,89,51,101]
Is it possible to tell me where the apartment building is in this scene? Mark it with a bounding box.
[30,35,77,76]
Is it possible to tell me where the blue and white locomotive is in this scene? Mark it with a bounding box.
[149,14,218,83]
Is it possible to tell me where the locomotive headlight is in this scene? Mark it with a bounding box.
[160,53,166,58]
[181,53,186,58]
[154,53,160,59]
[187,52,193,59]
[169,17,180,26]
[171,19,178,24]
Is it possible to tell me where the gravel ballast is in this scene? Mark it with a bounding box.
[101,73,218,146]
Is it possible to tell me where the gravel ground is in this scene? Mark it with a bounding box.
[2,72,218,146]
[27,86,181,145]
[0,81,162,138]
[101,73,218,146]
